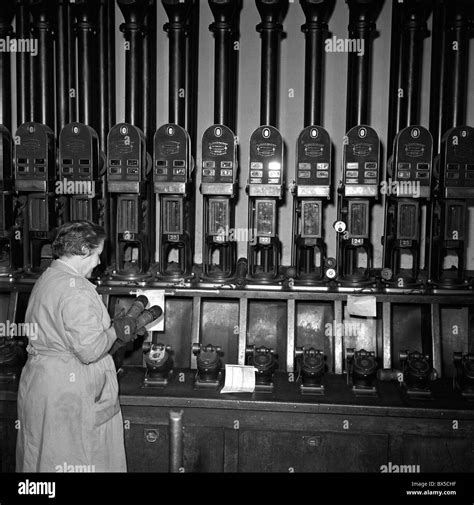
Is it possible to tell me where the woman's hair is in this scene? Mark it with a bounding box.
[52,221,106,258]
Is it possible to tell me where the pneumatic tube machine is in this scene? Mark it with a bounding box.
[246,126,284,285]
[429,126,474,289]
[381,126,433,289]
[0,126,22,277]
[200,125,238,284]
[335,126,380,287]
[289,0,335,288]
[14,122,56,278]
[153,124,194,285]
[58,122,104,225]
[104,123,152,283]
[290,126,335,286]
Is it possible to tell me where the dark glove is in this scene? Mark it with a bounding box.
[113,315,138,344]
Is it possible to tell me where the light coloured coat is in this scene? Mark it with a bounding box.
[16,260,126,472]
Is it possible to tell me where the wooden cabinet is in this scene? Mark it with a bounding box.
[117,368,474,473]
[238,430,389,472]
[123,418,226,472]
[389,435,474,472]
[0,396,17,473]
[2,377,474,473]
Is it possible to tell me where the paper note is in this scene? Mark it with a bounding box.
[347,295,377,317]
[135,289,165,331]
[221,365,256,393]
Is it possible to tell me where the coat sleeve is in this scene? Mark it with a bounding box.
[61,289,117,364]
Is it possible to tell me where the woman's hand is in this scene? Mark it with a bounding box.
[113,315,138,344]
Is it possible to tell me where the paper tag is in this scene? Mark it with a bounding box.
[135,289,165,331]
[347,295,377,317]
[221,365,256,393]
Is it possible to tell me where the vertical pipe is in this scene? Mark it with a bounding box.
[168,18,185,126]
[428,0,447,156]
[185,0,199,149]
[213,12,231,126]
[259,24,279,126]
[229,2,241,132]
[387,0,404,157]
[107,0,116,135]
[445,1,471,128]
[30,0,55,129]
[98,0,114,268]
[56,0,73,134]
[143,0,156,152]
[99,0,111,149]
[394,0,430,131]
[74,0,100,132]
[345,0,378,131]
[303,18,323,127]
[0,1,15,131]
[169,410,184,472]
[15,0,32,126]
[256,0,286,128]
[162,0,192,128]
[118,0,148,130]
[300,0,332,127]
[404,5,428,127]
[209,0,237,128]
[68,0,77,123]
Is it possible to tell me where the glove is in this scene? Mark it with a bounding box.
[113,315,138,344]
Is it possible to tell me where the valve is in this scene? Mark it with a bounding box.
[346,348,378,396]
[143,342,173,387]
[246,344,278,391]
[295,347,325,394]
[192,343,223,388]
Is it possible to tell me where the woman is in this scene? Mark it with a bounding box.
[16,221,135,472]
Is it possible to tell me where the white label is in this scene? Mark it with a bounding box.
[347,295,377,317]
[221,365,256,393]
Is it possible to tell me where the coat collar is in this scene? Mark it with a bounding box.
[50,258,83,277]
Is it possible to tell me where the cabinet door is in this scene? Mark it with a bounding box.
[125,422,170,472]
[182,426,225,472]
[238,429,389,472]
[125,422,225,472]
[390,435,474,472]
[0,418,17,472]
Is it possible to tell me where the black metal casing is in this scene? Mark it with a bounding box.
[247,125,284,282]
[292,125,333,283]
[201,124,238,281]
[382,125,433,287]
[14,122,56,275]
[429,126,474,287]
[58,122,104,225]
[0,126,22,276]
[336,125,380,285]
[105,123,152,281]
[153,123,194,281]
